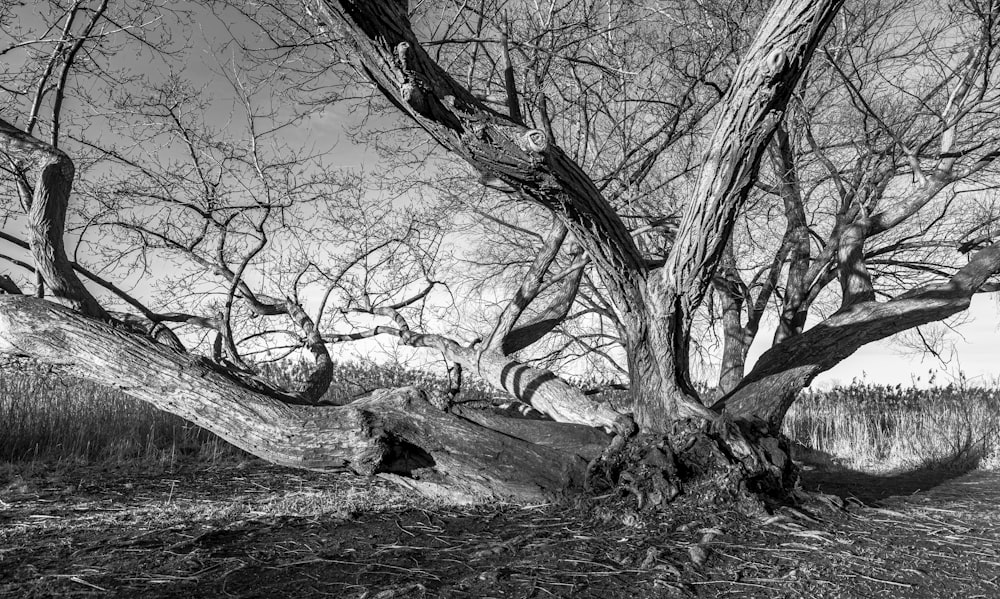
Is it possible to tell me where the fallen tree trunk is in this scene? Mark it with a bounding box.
[0,295,595,502]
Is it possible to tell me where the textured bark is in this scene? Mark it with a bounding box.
[623,296,708,432]
[0,118,108,319]
[0,295,588,501]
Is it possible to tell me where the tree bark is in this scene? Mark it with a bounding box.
[0,118,108,319]
[0,295,592,501]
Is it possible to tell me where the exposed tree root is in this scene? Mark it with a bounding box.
[585,420,799,513]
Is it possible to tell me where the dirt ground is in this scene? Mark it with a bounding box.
[2,459,999,598]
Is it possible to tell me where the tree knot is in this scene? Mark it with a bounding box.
[764,48,788,81]
[401,81,430,117]
[612,413,638,438]
[395,41,411,69]
[518,129,548,154]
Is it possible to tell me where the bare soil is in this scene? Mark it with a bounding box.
[2,459,999,598]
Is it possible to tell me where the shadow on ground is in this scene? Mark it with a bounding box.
[795,444,984,504]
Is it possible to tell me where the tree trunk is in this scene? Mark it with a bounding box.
[714,244,752,395]
[0,295,595,502]
[717,290,750,396]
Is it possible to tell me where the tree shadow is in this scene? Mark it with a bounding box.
[794,443,984,505]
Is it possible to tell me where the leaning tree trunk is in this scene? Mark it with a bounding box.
[0,296,603,502]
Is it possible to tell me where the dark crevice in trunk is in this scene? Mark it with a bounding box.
[377,436,437,476]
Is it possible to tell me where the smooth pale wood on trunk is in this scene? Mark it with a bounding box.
[0,296,588,501]
[407,332,626,432]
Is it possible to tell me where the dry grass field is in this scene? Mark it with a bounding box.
[3,365,1000,598]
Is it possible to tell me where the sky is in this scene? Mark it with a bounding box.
[813,296,999,388]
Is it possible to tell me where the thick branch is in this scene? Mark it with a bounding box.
[0,118,108,319]
[662,0,844,315]
[310,0,647,317]
[719,244,1000,431]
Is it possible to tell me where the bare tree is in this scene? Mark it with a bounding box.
[1,0,999,506]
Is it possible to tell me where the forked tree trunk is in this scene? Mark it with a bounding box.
[635,0,846,426]
[310,0,846,441]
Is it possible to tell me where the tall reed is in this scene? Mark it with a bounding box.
[0,366,242,465]
[783,381,1000,472]
[4,361,998,474]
